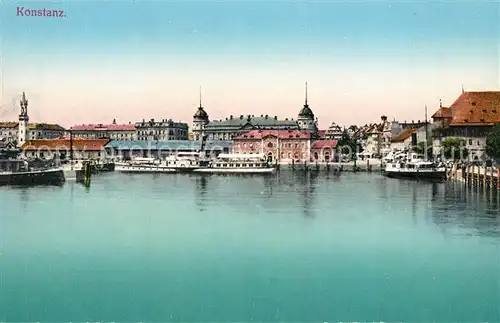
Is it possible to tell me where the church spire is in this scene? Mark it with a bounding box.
[304,81,308,107]
[199,86,202,108]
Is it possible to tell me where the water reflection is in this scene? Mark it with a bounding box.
[430,182,500,239]
[195,175,208,211]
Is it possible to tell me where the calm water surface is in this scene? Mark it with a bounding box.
[1,172,499,321]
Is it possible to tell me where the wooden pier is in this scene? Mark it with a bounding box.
[448,164,500,191]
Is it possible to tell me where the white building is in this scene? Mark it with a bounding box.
[136,118,189,141]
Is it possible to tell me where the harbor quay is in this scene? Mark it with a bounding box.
[16,137,388,172]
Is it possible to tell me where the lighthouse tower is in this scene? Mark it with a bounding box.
[18,92,29,147]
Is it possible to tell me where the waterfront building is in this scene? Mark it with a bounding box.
[232,129,312,163]
[310,140,338,162]
[135,118,189,141]
[431,90,500,160]
[191,83,318,141]
[20,139,110,160]
[0,93,65,146]
[324,122,343,140]
[390,128,417,151]
[104,139,232,160]
[69,119,137,140]
[362,116,393,157]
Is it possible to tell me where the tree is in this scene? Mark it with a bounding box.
[441,138,468,160]
[337,129,362,161]
[413,141,432,158]
[486,124,500,160]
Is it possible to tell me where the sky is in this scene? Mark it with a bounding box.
[1,0,499,129]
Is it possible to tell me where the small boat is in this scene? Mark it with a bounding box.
[194,153,276,174]
[0,159,65,186]
[384,151,446,180]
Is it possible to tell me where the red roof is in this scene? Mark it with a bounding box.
[312,140,338,149]
[21,139,109,151]
[431,107,452,119]
[317,130,326,138]
[235,130,312,140]
[391,128,416,143]
[447,91,500,126]
[70,124,136,131]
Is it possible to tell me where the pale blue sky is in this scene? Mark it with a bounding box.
[1,0,499,127]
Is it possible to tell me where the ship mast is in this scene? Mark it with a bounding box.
[424,105,429,160]
[69,129,73,161]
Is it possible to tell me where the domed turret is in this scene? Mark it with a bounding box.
[297,82,317,135]
[193,106,209,120]
[298,105,314,119]
[192,87,209,140]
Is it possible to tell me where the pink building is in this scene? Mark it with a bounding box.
[68,119,136,140]
[233,129,312,163]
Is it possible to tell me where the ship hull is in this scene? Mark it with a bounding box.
[385,170,446,180]
[0,168,65,186]
[115,165,177,173]
[193,167,276,174]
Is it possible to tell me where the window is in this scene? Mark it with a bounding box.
[469,139,472,145]
[267,142,273,148]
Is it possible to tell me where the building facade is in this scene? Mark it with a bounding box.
[192,84,318,141]
[135,118,189,141]
[431,91,500,160]
[233,130,312,163]
[363,116,393,157]
[324,122,343,140]
[69,120,136,140]
[20,139,110,160]
[310,140,338,162]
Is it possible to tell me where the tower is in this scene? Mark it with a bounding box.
[297,82,317,134]
[18,92,29,147]
[192,87,209,141]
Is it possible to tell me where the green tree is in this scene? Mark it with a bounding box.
[441,138,468,160]
[486,124,500,159]
[337,129,362,160]
[413,141,432,158]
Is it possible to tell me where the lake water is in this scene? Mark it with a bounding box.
[1,171,499,322]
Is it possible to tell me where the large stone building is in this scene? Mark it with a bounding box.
[0,93,65,147]
[232,129,312,163]
[431,90,500,160]
[191,84,318,141]
[232,129,339,164]
[69,119,137,140]
[135,118,189,141]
